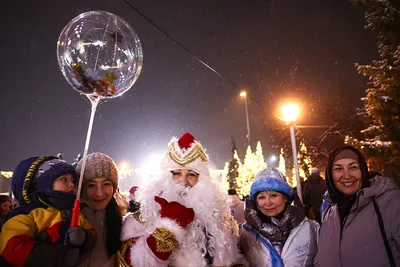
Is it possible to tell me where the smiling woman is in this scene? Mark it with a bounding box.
[76,152,128,267]
[240,167,319,267]
[317,146,400,267]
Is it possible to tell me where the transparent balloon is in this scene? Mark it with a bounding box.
[57,10,143,102]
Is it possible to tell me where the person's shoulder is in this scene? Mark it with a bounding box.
[240,222,258,238]
[121,212,147,241]
[2,203,51,230]
[377,184,400,209]
[371,177,400,203]
[302,218,320,231]
[321,204,338,224]
[5,203,46,220]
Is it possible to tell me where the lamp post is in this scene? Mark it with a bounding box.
[240,91,251,147]
[281,103,303,202]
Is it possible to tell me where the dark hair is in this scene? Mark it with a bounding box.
[0,195,11,204]
[227,189,237,195]
[368,170,382,180]
[105,196,123,258]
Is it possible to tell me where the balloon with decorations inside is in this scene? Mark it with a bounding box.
[57,10,143,226]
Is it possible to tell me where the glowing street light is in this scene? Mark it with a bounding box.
[281,103,299,124]
[281,103,303,202]
[240,91,251,147]
[119,161,129,170]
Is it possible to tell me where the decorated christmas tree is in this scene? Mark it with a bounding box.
[278,148,286,176]
[254,141,267,172]
[348,0,400,178]
[225,144,267,198]
[226,139,240,191]
[222,162,230,192]
[236,146,257,198]
[298,142,312,178]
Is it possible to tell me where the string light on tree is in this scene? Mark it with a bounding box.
[0,171,13,179]
[278,148,286,178]
[235,144,267,197]
[222,162,230,192]
[298,142,312,178]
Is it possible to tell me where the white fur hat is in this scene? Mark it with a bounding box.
[160,132,210,176]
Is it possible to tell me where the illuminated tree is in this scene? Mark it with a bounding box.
[278,148,286,176]
[222,162,230,192]
[298,142,312,178]
[254,141,267,172]
[225,139,240,191]
[235,144,267,198]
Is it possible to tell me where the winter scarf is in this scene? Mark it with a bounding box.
[244,192,305,254]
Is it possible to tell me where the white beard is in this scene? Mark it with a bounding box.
[136,172,241,266]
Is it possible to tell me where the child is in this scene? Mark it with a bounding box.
[0,195,12,232]
[0,156,96,267]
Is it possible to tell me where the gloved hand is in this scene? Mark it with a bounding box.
[154,196,194,228]
[34,231,49,242]
[128,199,141,213]
[145,197,195,261]
[67,227,87,247]
[63,248,80,267]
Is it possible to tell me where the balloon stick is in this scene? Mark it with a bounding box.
[71,98,99,226]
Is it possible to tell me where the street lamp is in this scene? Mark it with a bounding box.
[281,103,303,202]
[119,161,129,170]
[240,91,251,147]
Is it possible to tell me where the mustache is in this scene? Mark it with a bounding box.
[159,182,190,199]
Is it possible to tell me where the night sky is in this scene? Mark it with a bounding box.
[1,0,377,170]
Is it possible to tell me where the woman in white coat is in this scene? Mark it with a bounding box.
[239,167,319,267]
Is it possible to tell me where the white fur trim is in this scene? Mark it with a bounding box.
[129,237,169,267]
[171,246,206,267]
[153,217,186,244]
[121,214,147,241]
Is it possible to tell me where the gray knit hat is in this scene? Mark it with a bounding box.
[76,152,118,189]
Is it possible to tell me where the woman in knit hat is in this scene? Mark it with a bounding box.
[317,145,400,267]
[239,167,319,267]
[76,152,127,267]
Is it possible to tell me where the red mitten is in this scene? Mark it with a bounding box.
[146,196,195,261]
[154,196,195,228]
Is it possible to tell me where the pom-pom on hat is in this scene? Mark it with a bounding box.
[250,167,293,201]
[160,132,210,176]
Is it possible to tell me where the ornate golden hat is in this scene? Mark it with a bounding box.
[160,132,210,176]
